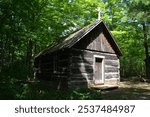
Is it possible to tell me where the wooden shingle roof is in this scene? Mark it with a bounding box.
[36,20,122,58]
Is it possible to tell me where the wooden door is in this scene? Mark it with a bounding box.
[94,57,103,84]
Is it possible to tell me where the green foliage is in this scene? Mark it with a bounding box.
[127,0,150,22]
[0,82,102,100]
[124,0,150,77]
[0,0,150,99]
[112,26,146,77]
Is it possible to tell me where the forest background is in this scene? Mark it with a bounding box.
[0,0,150,99]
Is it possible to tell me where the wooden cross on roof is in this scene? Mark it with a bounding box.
[97,7,101,20]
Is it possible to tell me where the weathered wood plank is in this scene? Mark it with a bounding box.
[105,60,119,67]
[72,53,92,58]
[72,56,93,64]
[105,67,119,73]
[71,67,93,74]
[71,73,93,80]
[58,59,69,63]
[40,68,52,72]
[71,48,118,60]
[72,26,115,54]
[100,33,115,53]
[71,49,93,58]
[58,53,69,58]
[40,55,52,61]
[105,73,119,79]
[72,56,90,61]
[40,64,53,69]
[71,62,93,68]
[104,54,118,60]
[58,61,68,67]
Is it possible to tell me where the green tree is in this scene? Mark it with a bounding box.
[127,0,150,79]
[0,0,106,81]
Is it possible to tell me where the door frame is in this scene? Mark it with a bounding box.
[93,55,105,84]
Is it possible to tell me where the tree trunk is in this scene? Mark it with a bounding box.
[0,38,2,73]
[8,39,14,68]
[26,39,34,80]
[142,22,150,79]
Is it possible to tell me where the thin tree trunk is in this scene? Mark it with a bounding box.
[0,38,2,72]
[33,41,37,80]
[143,22,150,79]
[26,39,34,80]
[9,39,14,67]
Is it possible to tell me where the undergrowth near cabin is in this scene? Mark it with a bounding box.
[0,79,150,100]
[0,81,102,100]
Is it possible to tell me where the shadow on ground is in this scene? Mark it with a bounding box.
[101,81,150,100]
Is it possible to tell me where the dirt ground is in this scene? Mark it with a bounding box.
[101,80,150,100]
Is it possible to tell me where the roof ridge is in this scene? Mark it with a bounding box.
[35,19,122,58]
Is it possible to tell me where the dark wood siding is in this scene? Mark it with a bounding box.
[34,50,69,89]
[69,49,93,87]
[73,24,115,54]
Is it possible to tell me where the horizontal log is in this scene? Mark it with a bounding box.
[39,69,68,75]
[58,59,69,63]
[40,64,53,69]
[71,48,92,54]
[71,73,93,76]
[71,54,92,60]
[105,73,119,79]
[71,67,93,74]
[105,67,119,73]
[71,62,93,68]
[41,56,53,62]
[105,60,119,67]
[40,68,53,72]
[72,56,93,64]
[58,62,69,67]
[58,53,69,58]
[39,62,52,65]
[104,55,118,60]
[91,51,118,60]
[71,49,93,58]
[71,48,119,62]
[72,48,117,56]
[40,62,69,69]
[71,73,93,80]
[40,70,68,75]
[58,66,67,71]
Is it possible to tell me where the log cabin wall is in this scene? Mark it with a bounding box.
[34,50,69,90]
[69,48,120,88]
[69,23,120,87]
[104,54,120,85]
[69,49,94,88]
[34,20,122,90]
